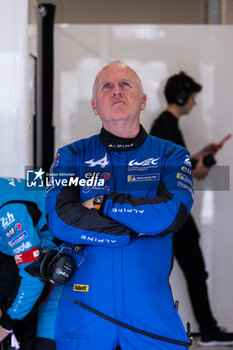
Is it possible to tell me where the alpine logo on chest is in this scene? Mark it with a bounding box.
[85,153,109,168]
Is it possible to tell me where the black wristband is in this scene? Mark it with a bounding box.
[0,313,17,330]
[203,154,216,168]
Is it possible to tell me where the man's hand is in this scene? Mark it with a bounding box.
[201,142,220,155]
[193,157,210,180]
[0,325,10,342]
[192,142,217,160]
[192,142,218,179]
[82,198,95,209]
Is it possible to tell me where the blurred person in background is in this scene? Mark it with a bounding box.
[150,71,233,347]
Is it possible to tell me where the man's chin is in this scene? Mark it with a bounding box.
[111,114,132,122]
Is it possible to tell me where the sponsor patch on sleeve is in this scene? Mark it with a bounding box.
[176,172,193,186]
[180,165,193,176]
[14,247,39,265]
[184,155,192,167]
[73,284,89,292]
[8,231,28,247]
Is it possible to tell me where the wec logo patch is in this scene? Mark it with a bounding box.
[128,157,159,167]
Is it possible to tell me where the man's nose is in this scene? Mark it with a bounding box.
[112,86,123,97]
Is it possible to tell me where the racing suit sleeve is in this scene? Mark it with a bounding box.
[0,203,45,330]
[46,147,136,248]
[100,147,194,236]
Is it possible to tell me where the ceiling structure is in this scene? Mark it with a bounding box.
[29,0,233,25]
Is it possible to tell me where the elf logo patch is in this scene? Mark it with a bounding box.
[73,284,89,292]
[6,222,22,238]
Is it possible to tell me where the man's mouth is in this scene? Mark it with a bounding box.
[112,100,126,106]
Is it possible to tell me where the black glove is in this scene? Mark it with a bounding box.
[203,154,216,168]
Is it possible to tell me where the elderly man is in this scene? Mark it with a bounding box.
[46,62,194,350]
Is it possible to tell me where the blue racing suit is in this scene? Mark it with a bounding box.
[46,126,194,350]
[0,177,59,342]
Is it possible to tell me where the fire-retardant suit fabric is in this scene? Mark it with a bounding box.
[0,178,59,346]
[46,126,194,350]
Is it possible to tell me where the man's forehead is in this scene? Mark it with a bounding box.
[96,64,137,83]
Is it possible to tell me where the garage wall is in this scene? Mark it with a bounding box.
[52,24,233,331]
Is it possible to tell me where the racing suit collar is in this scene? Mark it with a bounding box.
[100,124,147,152]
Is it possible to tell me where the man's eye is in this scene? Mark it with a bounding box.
[121,81,131,88]
[102,83,112,90]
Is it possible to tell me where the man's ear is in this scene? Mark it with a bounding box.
[141,94,147,111]
[91,98,99,115]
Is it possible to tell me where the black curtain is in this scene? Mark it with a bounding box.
[38,3,56,174]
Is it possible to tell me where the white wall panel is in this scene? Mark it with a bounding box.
[0,0,30,178]
[54,24,233,332]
